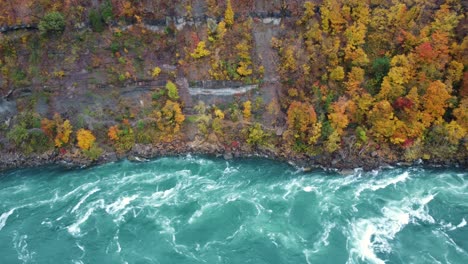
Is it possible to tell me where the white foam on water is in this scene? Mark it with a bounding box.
[282,178,309,200]
[434,229,468,255]
[355,172,409,197]
[105,231,122,254]
[105,195,138,222]
[185,155,212,166]
[457,218,467,228]
[105,195,138,215]
[310,222,336,253]
[71,188,100,213]
[226,224,244,241]
[347,220,386,264]
[407,194,435,224]
[76,242,85,252]
[303,186,315,192]
[62,182,97,200]
[347,194,436,264]
[0,208,15,231]
[442,218,467,231]
[188,202,219,224]
[67,207,95,237]
[303,249,313,264]
[223,165,238,175]
[146,187,177,207]
[249,198,266,216]
[13,232,36,263]
[40,219,53,228]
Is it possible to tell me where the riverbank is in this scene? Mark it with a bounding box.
[1,137,465,174]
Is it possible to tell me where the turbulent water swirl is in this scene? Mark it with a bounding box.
[0,156,467,263]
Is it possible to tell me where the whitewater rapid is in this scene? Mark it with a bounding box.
[0,157,467,263]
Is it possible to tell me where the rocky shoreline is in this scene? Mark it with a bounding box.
[1,137,465,174]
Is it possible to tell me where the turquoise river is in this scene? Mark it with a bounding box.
[0,156,467,263]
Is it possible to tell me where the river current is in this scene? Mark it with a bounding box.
[0,156,467,263]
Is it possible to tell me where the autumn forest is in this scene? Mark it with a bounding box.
[0,0,466,169]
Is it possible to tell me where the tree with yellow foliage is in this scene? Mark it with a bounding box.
[154,100,185,141]
[285,101,321,150]
[243,101,252,121]
[224,0,234,27]
[76,129,96,151]
[329,66,345,81]
[190,41,211,59]
[368,100,398,141]
[237,61,252,77]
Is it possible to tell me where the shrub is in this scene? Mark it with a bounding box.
[83,145,103,161]
[7,124,52,154]
[39,12,66,35]
[246,123,269,147]
[100,0,114,23]
[108,122,135,154]
[152,89,166,100]
[7,124,28,147]
[89,9,104,32]
[356,126,368,142]
[166,81,179,100]
[152,67,161,78]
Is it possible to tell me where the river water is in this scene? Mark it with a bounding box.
[0,156,467,263]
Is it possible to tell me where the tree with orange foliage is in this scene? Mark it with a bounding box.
[328,97,349,134]
[108,125,120,141]
[41,113,73,147]
[421,80,451,127]
[345,67,365,97]
[415,42,436,63]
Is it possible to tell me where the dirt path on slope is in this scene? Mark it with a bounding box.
[252,22,284,128]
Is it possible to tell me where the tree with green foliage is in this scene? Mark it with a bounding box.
[39,12,66,35]
[89,0,114,32]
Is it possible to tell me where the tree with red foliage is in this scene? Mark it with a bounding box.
[415,42,435,63]
[393,97,414,111]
